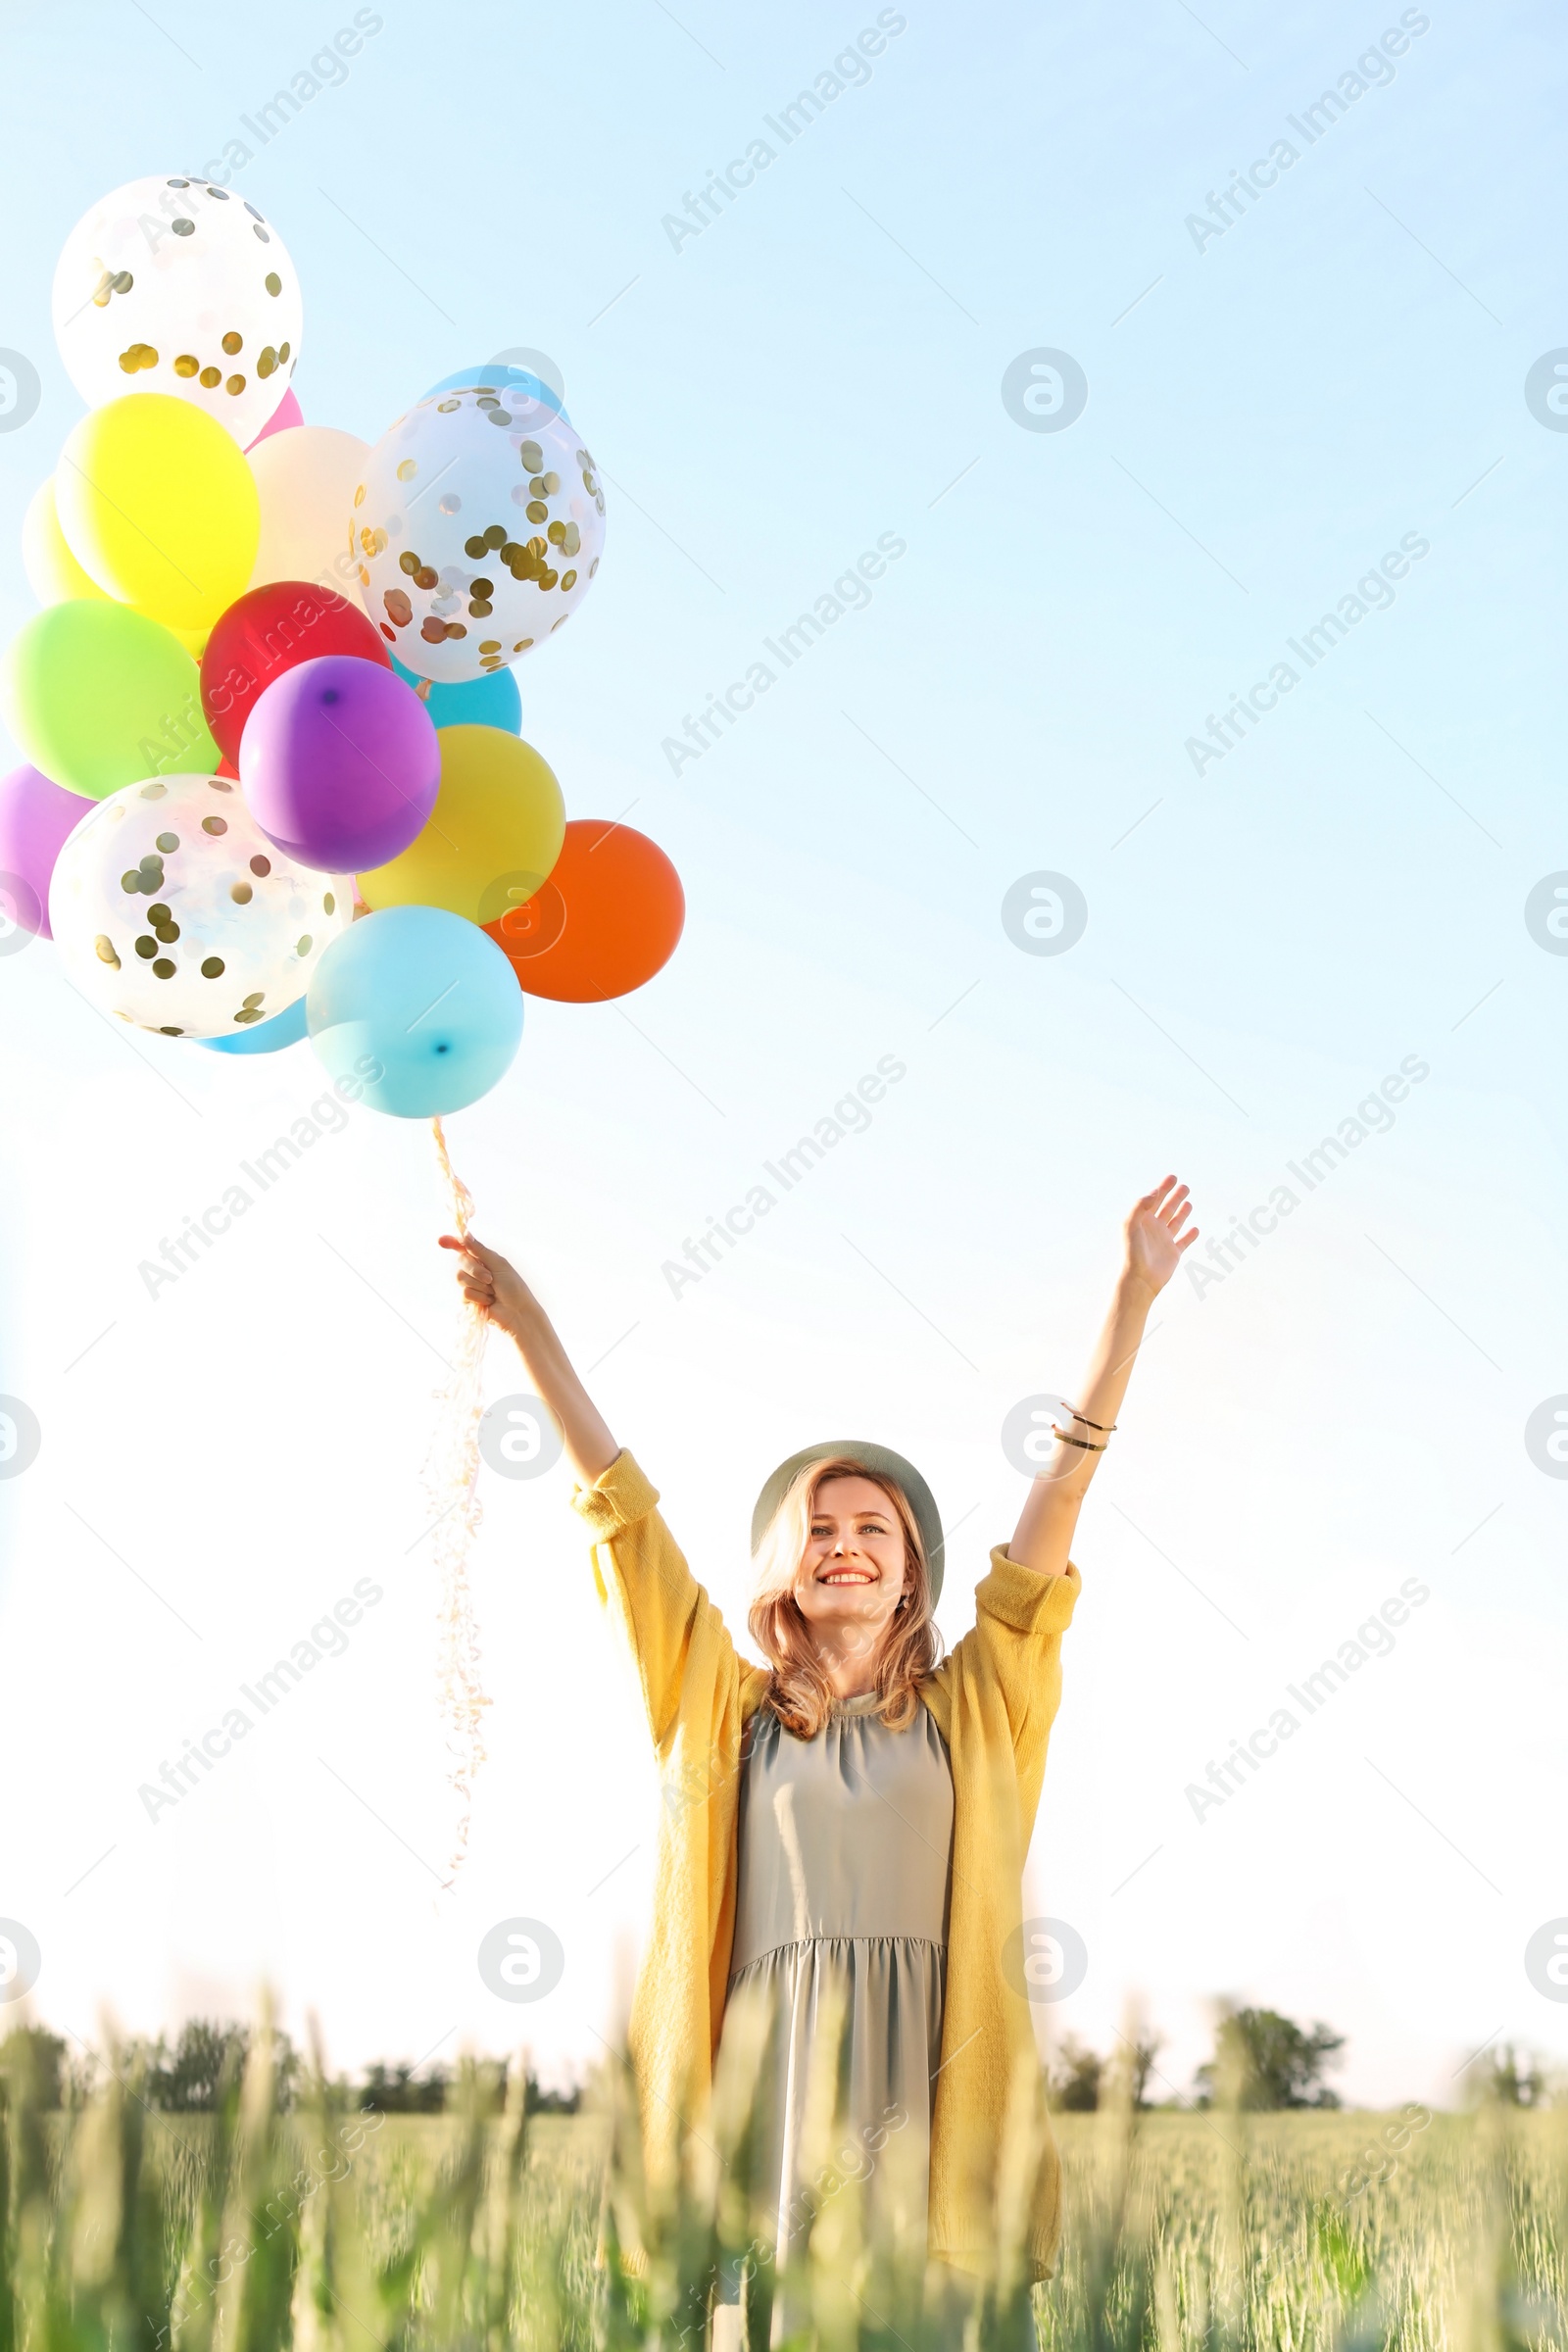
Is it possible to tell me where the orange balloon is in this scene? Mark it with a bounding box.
[484,818,684,1002]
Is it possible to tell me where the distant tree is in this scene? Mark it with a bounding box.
[1047,2036,1103,2112]
[358,2061,450,2114]
[1194,2006,1345,2110]
[0,2025,68,2111]
[137,2020,299,2111]
[522,2070,581,2116]
[1043,2029,1164,2114]
[1113,2030,1163,2111]
[1473,2044,1545,2108]
[355,2059,580,2115]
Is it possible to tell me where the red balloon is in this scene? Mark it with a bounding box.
[200,582,390,764]
[484,819,684,1002]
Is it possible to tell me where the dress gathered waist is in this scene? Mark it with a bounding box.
[728,1692,955,1971]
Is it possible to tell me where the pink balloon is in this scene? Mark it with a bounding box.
[240,655,440,872]
[245,386,305,452]
[0,763,95,940]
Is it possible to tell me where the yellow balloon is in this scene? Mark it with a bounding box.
[24,474,209,655]
[54,393,259,633]
[23,475,106,606]
[358,724,565,927]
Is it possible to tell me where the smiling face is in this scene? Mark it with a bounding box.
[791,1474,910,1658]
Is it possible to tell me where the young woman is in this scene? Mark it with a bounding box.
[441,1176,1197,2329]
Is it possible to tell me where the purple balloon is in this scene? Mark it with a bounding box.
[0,763,95,941]
[239,655,440,873]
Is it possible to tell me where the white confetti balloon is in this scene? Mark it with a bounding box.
[52,174,302,448]
[354,381,606,684]
[49,773,352,1040]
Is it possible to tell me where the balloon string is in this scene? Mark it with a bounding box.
[432,1109,472,1238]
[424,1113,490,1887]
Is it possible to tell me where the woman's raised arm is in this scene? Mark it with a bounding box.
[440,1232,760,1751]
[439,1232,618,1484]
[1006,1177,1198,1581]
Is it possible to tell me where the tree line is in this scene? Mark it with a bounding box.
[0,2006,1556,2115]
[1048,2007,1556,2113]
[0,2020,581,2114]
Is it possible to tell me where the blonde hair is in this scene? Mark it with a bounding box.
[748,1454,943,1740]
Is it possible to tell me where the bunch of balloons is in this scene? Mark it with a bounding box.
[0,175,685,1118]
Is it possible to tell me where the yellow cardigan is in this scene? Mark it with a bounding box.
[572,1449,1081,2281]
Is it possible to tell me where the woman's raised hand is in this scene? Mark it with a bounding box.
[1007,1173,1198,1575]
[438,1232,534,1340]
[436,1234,620,1483]
[1122,1176,1198,1297]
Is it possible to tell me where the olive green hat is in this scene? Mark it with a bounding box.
[751,1441,946,1604]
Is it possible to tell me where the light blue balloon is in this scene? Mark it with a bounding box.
[391,654,521,735]
[199,995,309,1055]
[420,365,570,427]
[306,905,523,1118]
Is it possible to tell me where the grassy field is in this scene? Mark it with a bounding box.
[1046,2106,1568,2352]
[3,2039,1565,2351]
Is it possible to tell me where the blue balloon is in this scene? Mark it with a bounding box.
[391,655,520,735]
[306,906,523,1118]
[420,364,570,427]
[199,995,309,1055]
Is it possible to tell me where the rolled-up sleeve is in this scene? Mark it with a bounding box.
[571,1448,662,1544]
[973,1548,1081,1636]
[976,1548,1079,1774]
[925,1549,1081,1780]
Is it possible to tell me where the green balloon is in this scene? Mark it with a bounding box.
[0,601,219,801]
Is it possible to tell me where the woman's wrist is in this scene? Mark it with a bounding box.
[1115,1267,1157,1314]
[498,1284,552,1351]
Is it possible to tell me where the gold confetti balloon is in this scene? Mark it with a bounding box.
[354,382,606,684]
[52,174,303,449]
[48,773,352,1040]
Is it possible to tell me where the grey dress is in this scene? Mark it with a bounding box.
[714,1689,955,2307]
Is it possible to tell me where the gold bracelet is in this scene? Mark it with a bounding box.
[1053,1430,1106,1451]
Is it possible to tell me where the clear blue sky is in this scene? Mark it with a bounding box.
[1,0,1565,2104]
